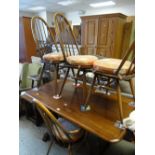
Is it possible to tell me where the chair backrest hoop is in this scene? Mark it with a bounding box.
[34,97,73,143]
[31,16,59,58]
[115,41,135,75]
[54,13,80,61]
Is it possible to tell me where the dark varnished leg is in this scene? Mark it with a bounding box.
[53,63,59,99]
[68,144,72,155]
[116,80,124,123]
[128,79,135,107]
[129,79,135,99]
[42,132,50,142]
[37,62,46,88]
[73,66,81,87]
[82,71,87,103]
[54,67,70,99]
[81,74,97,111]
[46,140,54,155]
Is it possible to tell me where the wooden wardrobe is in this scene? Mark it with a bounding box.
[19,16,36,62]
[81,13,128,58]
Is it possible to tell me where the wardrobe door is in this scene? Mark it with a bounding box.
[97,15,126,58]
[96,16,111,57]
[19,17,36,62]
[23,17,36,62]
[81,13,127,58]
[19,17,26,62]
[81,17,98,55]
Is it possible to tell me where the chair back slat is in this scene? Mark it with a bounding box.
[31,16,59,58]
[54,13,80,60]
[35,98,73,143]
[127,56,135,75]
[115,41,135,75]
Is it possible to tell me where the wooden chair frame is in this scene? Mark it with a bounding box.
[54,13,96,100]
[31,16,63,97]
[32,96,83,155]
[84,41,135,123]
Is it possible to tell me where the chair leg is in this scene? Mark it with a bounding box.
[129,79,135,99]
[37,62,46,87]
[68,144,73,155]
[71,68,75,78]
[57,67,70,98]
[46,140,54,155]
[42,132,50,142]
[73,67,81,87]
[84,74,97,107]
[82,71,87,103]
[31,80,34,88]
[53,63,58,98]
[116,80,124,123]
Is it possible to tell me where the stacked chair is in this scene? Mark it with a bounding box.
[84,41,135,122]
[31,16,64,98]
[54,13,98,102]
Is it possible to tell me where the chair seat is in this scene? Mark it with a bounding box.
[93,58,133,75]
[67,55,98,68]
[43,52,64,63]
[53,117,83,143]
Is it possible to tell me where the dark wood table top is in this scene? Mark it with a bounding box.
[21,80,134,143]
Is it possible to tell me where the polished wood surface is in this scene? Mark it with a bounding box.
[81,13,127,58]
[19,17,36,62]
[21,80,134,143]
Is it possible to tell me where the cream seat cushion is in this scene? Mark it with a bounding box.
[67,55,98,67]
[93,58,133,75]
[43,52,64,62]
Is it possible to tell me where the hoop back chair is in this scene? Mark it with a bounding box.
[84,41,135,122]
[33,97,84,155]
[54,13,98,99]
[31,16,64,98]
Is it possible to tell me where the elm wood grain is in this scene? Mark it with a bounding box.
[21,80,134,143]
[81,13,127,58]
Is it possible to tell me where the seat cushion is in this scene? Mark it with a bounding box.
[52,117,83,143]
[67,55,98,68]
[93,58,133,75]
[43,52,64,62]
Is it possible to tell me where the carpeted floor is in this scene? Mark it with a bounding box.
[19,116,99,155]
[19,116,135,155]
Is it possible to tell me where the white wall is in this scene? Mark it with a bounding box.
[46,12,55,27]
[20,4,135,26]
[66,4,135,25]
[19,10,56,27]
[37,11,47,21]
[19,11,35,17]
[65,11,82,25]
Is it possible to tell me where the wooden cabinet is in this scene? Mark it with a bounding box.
[19,17,36,62]
[81,13,127,58]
